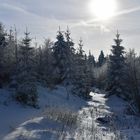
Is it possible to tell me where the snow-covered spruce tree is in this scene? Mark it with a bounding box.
[52,28,74,84]
[87,51,95,85]
[4,29,16,78]
[35,46,43,81]
[64,27,75,84]
[72,39,92,99]
[58,27,75,100]
[16,29,38,107]
[88,51,96,69]
[35,39,54,87]
[97,50,106,67]
[107,32,127,97]
[52,29,67,83]
[42,39,55,87]
[0,23,8,87]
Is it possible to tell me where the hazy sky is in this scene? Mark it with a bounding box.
[0,0,140,57]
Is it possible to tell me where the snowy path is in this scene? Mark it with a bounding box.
[72,92,119,140]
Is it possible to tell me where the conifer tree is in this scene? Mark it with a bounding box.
[16,29,38,107]
[5,28,16,74]
[52,28,74,84]
[98,50,106,67]
[72,39,91,99]
[64,27,75,84]
[87,51,95,85]
[88,51,96,67]
[42,39,54,86]
[0,23,7,87]
[107,31,126,97]
[52,29,67,83]
[36,46,43,79]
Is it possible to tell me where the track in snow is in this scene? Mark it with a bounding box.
[71,92,123,140]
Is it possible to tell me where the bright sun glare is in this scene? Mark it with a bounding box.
[89,0,117,20]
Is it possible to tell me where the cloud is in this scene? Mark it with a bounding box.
[114,6,140,16]
[1,3,27,14]
[0,3,45,19]
[0,0,89,20]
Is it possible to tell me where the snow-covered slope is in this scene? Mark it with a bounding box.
[1,87,140,140]
[0,86,86,140]
[106,95,140,140]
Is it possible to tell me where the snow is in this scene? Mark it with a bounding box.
[0,86,86,140]
[106,95,140,140]
[73,92,116,140]
[1,87,140,140]
[3,117,64,140]
[0,89,39,138]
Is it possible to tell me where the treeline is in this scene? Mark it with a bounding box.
[0,23,105,107]
[0,22,140,112]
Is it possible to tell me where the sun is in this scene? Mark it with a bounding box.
[89,0,117,20]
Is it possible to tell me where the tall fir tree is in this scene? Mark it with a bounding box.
[35,45,44,80]
[52,27,74,84]
[42,39,54,87]
[107,31,127,97]
[88,51,95,67]
[0,23,7,87]
[52,28,67,83]
[87,51,95,85]
[5,28,16,75]
[64,27,75,84]
[72,39,91,99]
[16,29,38,107]
[98,50,106,67]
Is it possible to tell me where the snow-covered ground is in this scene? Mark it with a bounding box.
[1,86,140,140]
[0,86,86,140]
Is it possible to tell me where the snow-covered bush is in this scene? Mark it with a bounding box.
[16,81,38,107]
